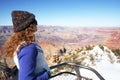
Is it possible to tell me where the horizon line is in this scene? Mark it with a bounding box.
[0,25,120,28]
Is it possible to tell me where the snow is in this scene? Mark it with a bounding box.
[82,45,120,80]
[80,59,120,80]
[50,45,120,80]
[93,62,120,80]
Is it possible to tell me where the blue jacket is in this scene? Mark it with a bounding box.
[15,42,50,80]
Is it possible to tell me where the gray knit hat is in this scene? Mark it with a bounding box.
[12,10,37,32]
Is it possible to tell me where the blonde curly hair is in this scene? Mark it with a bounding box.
[4,24,37,57]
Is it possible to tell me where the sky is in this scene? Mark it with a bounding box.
[0,0,120,27]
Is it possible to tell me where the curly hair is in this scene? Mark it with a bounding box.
[4,24,37,57]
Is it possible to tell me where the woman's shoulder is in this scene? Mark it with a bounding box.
[17,42,38,60]
[27,42,36,48]
[23,43,37,51]
[18,42,37,56]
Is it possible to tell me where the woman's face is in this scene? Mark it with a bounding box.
[33,24,37,32]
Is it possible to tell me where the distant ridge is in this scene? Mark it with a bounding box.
[0,26,120,49]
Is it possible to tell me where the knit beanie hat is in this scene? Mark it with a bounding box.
[12,10,37,32]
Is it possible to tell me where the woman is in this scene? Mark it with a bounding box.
[4,10,50,80]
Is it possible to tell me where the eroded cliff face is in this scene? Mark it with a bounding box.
[0,26,120,57]
[106,29,120,49]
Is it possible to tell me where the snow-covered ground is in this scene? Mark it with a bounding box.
[80,59,120,80]
[79,46,120,80]
[50,45,120,80]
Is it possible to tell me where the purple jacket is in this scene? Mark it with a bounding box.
[15,43,50,80]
